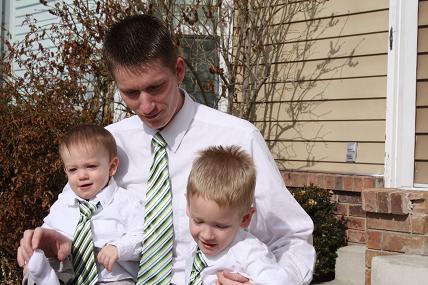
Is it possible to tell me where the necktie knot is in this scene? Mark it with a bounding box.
[77,200,98,219]
[152,132,166,148]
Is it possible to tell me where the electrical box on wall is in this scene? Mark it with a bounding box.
[346,142,358,163]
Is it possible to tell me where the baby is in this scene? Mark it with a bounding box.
[26,124,143,285]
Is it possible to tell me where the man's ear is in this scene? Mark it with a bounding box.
[176,57,185,83]
[240,207,256,229]
[109,157,119,176]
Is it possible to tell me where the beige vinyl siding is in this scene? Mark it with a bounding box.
[415,0,428,184]
[250,0,388,175]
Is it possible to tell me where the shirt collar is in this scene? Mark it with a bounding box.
[200,228,247,266]
[142,89,197,153]
[92,177,117,209]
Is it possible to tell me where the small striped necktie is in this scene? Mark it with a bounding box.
[138,132,173,285]
[72,200,99,285]
[189,249,207,285]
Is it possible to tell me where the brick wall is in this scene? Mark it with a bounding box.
[362,188,428,285]
[282,171,384,244]
[283,171,428,285]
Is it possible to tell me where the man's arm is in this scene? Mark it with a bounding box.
[17,227,71,267]
[216,272,252,285]
[247,130,316,285]
[18,186,74,267]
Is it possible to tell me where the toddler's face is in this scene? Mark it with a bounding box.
[187,195,253,256]
[61,144,118,200]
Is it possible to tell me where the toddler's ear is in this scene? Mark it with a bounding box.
[240,207,256,229]
[109,157,119,176]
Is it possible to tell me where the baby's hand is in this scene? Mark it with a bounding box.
[97,244,118,272]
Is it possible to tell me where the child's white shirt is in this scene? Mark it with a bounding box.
[41,177,144,282]
[185,229,293,285]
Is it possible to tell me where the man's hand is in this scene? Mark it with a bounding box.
[97,244,119,272]
[216,271,252,285]
[17,227,71,267]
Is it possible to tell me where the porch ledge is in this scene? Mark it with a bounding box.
[362,188,428,215]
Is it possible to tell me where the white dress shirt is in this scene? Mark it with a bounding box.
[43,177,144,282]
[185,229,293,285]
[104,90,315,285]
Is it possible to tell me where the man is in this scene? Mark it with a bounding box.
[17,14,315,285]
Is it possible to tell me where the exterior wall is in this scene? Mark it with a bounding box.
[279,5,428,284]
[11,1,59,74]
[12,1,57,40]
[255,0,389,175]
[415,0,428,185]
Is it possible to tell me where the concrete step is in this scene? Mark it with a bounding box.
[320,280,360,285]
[318,245,366,285]
[371,255,428,285]
[334,245,366,285]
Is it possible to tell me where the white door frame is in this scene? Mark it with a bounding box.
[384,0,419,188]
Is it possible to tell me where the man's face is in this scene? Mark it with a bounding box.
[187,195,253,256]
[113,58,185,130]
[62,144,118,200]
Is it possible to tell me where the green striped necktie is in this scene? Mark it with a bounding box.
[189,249,207,285]
[138,132,173,285]
[72,200,99,285]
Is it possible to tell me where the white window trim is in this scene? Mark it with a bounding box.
[385,0,419,188]
[3,1,14,39]
[1,1,14,56]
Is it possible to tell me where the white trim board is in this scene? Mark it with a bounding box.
[385,0,419,189]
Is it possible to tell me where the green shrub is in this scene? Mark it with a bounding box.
[292,184,347,283]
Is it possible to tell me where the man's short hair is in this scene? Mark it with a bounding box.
[187,145,256,214]
[103,14,178,75]
[59,124,117,160]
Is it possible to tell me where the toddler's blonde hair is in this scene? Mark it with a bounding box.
[187,145,256,215]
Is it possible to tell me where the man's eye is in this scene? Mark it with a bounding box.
[148,84,163,93]
[124,90,139,97]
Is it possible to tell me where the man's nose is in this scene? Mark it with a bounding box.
[139,92,156,114]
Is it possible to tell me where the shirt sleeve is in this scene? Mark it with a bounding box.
[247,129,316,285]
[233,238,296,285]
[41,190,75,240]
[109,199,145,261]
